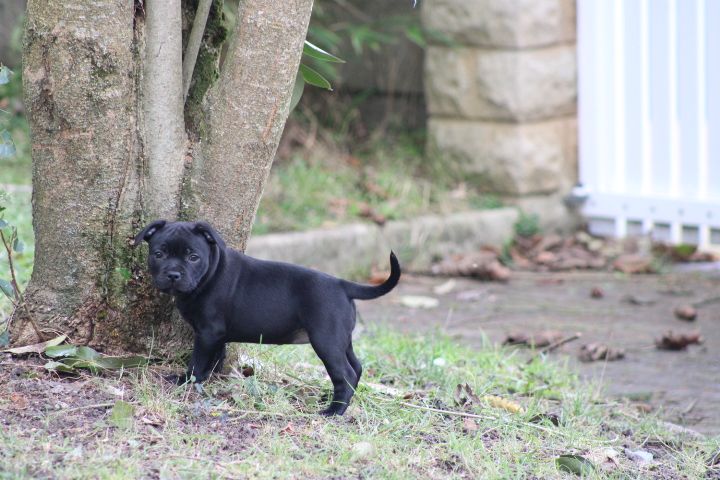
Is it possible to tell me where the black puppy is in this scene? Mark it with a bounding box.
[133,220,400,416]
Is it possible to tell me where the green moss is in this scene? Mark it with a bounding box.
[184,0,228,132]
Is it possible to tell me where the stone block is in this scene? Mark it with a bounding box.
[428,117,577,195]
[425,45,576,121]
[422,0,575,48]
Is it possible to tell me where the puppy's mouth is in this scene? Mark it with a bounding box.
[154,279,196,295]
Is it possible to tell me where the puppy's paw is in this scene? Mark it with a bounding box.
[319,404,347,417]
[163,373,189,385]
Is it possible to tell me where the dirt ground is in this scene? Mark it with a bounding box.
[357,268,720,435]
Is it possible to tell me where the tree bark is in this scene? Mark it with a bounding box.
[11,0,315,353]
[143,0,187,219]
[195,0,314,250]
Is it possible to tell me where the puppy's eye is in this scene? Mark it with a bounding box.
[154,251,164,259]
[188,254,200,262]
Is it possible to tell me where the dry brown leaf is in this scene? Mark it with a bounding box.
[655,331,703,350]
[483,395,524,414]
[504,330,565,348]
[613,254,655,274]
[462,417,478,433]
[431,251,510,282]
[590,287,604,299]
[578,343,625,362]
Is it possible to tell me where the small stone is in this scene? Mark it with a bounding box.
[624,449,653,464]
[674,305,697,322]
[351,441,376,460]
[590,287,604,299]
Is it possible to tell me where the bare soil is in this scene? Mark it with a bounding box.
[357,269,720,435]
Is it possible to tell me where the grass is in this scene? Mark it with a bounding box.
[1,326,717,479]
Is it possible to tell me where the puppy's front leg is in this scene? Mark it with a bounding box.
[186,331,226,383]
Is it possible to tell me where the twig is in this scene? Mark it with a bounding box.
[526,333,581,364]
[182,0,213,100]
[392,399,562,436]
[0,229,45,341]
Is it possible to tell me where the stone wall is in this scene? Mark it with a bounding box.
[422,0,579,230]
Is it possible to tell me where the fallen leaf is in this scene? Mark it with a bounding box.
[357,203,386,226]
[613,254,655,274]
[621,294,657,306]
[462,417,478,432]
[9,393,28,410]
[431,251,510,282]
[504,330,564,348]
[109,400,134,430]
[578,343,625,362]
[674,305,697,322]
[3,334,67,355]
[453,383,480,406]
[279,422,295,435]
[433,279,456,295]
[556,454,596,476]
[655,331,702,350]
[590,287,604,299]
[400,295,439,309]
[529,412,560,426]
[483,395,524,414]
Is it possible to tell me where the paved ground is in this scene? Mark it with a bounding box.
[357,269,720,435]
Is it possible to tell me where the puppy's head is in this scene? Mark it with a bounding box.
[133,220,225,295]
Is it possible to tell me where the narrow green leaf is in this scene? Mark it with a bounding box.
[0,279,13,298]
[303,41,345,63]
[0,328,9,348]
[299,64,332,91]
[44,344,78,358]
[12,238,23,253]
[289,73,305,112]
[93,355,150,369]
[556,455,596,476]
[74,345,100,360]
[0,65,11,85]
[109,400,135,429]
[0,219,8,228]
[44,360,78,374]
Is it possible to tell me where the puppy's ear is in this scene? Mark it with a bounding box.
[133,220,167,247]
[193,221,226,249]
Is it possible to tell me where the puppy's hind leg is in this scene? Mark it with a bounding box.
[309,336,358,416]
[346,343,362,389]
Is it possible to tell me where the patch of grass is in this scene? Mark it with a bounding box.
[254,138,502,235]
[1,326,716,479]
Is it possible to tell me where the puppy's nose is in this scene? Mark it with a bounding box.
[166,271,182,281]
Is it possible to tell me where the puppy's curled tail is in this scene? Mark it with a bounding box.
[342,252,401,300]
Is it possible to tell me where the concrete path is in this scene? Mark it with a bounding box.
[357,270,720,435]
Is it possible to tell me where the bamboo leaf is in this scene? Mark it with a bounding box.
[299,64,332,90]
[289,73,305,112]
[303,41,345,63]
[44,344,78,358]
[0,65,11,85]
[0,279,13,298]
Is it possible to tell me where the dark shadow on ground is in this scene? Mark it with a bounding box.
[357,270,720,435]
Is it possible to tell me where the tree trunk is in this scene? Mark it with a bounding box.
[11,0,314,354]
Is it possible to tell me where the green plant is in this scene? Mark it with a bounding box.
[514,212,541,238]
